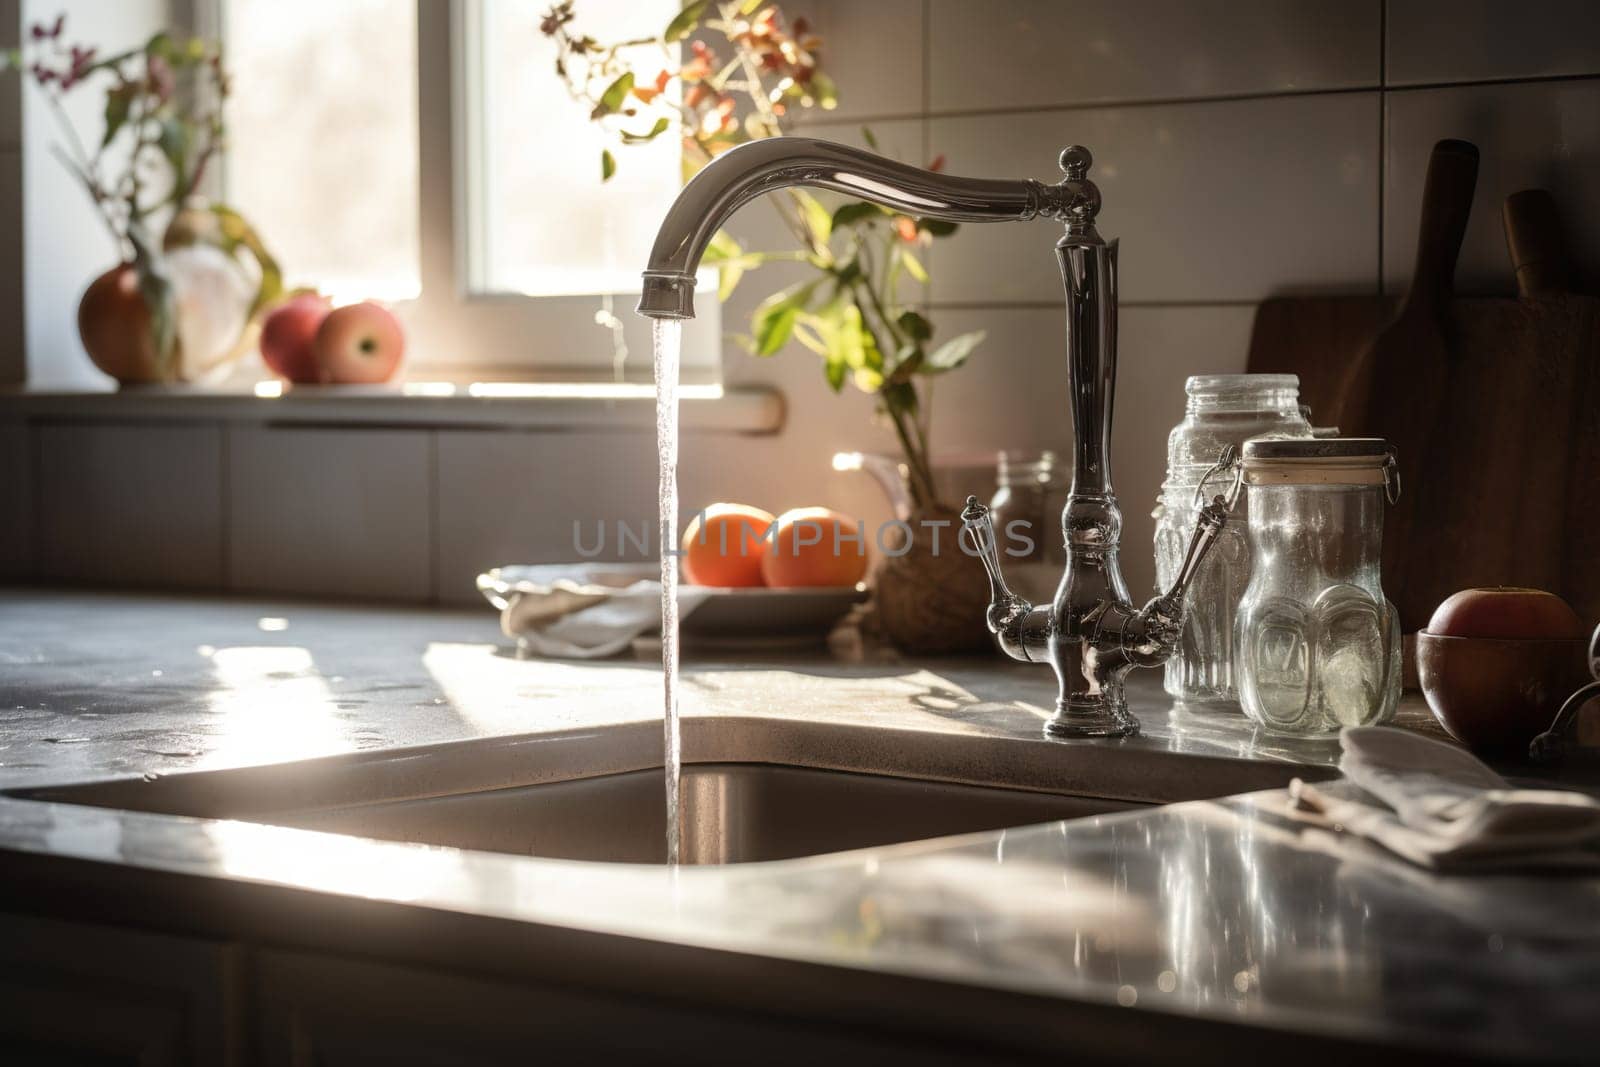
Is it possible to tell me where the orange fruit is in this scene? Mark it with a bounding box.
[760,507,869,588]
[681,503,776,587]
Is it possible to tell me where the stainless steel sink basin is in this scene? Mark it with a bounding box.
[13,719,1144,865]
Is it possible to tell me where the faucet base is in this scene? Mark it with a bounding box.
[1045,697,1140,739]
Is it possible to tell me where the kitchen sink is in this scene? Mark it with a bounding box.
[12,719,1145,865]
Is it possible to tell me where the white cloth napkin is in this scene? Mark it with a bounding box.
[1290,726,1600,872]
[477,563,713,659]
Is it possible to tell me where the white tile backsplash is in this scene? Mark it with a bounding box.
[932,93,1381,305]
[228,426,432,600]
[435,430,656,602]
[806,0,924,120]
[1387,0,1600,86]
[10,4,1600,617]
[923,305,1255,599]
[1384,79,1600,293]
[929,0,1380,113]
[435,416,896,606]
[36,421,223,587]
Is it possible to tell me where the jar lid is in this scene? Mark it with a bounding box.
[1185,373,1298,396]
[1242,437,1397,491]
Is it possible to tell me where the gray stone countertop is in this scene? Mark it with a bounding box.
[0,589,1596,1062]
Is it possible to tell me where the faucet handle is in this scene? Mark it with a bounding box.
[1058,145,1093,180]
[961,496,1009,593]
[961,496,1028,609]
[962,496,1039,660]
[1051,145,1101,233]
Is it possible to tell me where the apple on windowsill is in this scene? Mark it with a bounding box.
[259,296,405,386]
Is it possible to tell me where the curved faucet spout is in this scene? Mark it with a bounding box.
[636,135,1228,743]
[638,137,1092,319]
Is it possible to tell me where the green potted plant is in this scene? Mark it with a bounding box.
[4,14,281,385]
[544,0,992,651]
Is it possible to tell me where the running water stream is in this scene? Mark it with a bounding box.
[653,319,683,865]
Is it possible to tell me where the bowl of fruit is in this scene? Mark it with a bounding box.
[1415,588,1592,753]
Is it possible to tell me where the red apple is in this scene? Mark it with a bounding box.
[1425,587,1585,640]
[258,293,331,383]
[315,302,405,384]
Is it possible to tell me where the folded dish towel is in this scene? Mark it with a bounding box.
[1290,726,1600,872]
[477,564,713,659]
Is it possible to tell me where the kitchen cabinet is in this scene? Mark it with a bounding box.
[0,912,244,1065]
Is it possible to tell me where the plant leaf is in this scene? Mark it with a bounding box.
[702,230,741,264]
[810,70,838,110]
[620,116,671,143]
[896,310,932,343]
[595,72,635,116]
[899,247,929,283]
[837,303,866,369]
[825,354,847,392]
[754,304,798,356]
[830,201,888,231]
[209,204,284,316]
[664,0,710,43]
[143,32,175,60]
[793,189,832,249]
[920,218,959,237]
[860,126,879,151]
[601,149,616,181]
[101,87,131,149]
[157,117,190,174]
[127,223,178,375]
[750,279,818,355]
[922,329,986,374]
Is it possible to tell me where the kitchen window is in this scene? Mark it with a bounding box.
[209,0,721,385]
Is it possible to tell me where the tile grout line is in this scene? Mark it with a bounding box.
[921,0,933,305]
[928,300,1264,311]
[1377,0,1388,296]
[799,70,1600,131]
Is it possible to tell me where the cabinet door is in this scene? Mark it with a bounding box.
[0,912,243,1065]
[255,948,1007,1067]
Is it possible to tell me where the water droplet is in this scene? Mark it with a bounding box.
[1157,970,1176,993]
[1116,985,1137,1006]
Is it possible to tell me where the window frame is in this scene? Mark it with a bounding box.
[196,0,720,385]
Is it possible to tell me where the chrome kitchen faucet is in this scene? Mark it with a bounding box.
[638,137,1234,738]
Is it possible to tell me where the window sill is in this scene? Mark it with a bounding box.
[0,383,784,435]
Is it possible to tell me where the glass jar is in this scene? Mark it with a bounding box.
[1234,438,1402,735]
[989,451,1067,606]
[1153,375,1313,704]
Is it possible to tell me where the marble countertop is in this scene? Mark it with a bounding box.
[1,589,1596,1061]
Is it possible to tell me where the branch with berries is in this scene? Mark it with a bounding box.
[544,1,983,510]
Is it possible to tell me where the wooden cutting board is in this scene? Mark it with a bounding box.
[1412,295,1600,622]
[1245,293,1393,427]
[1246,296,1600,628]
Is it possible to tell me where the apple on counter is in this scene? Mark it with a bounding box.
[1425,587,1585,640]
[258,297,405,385]
[1416,587,1591,753]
